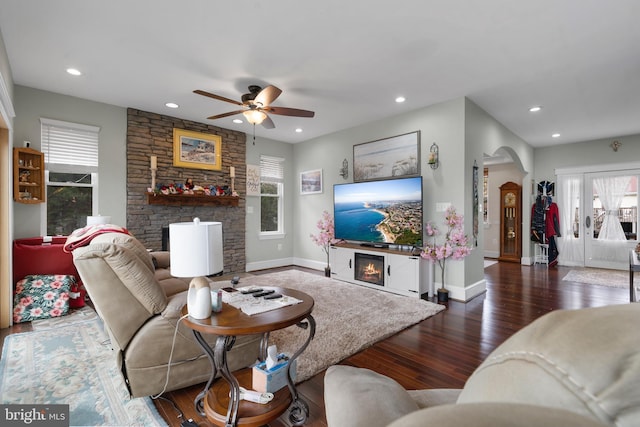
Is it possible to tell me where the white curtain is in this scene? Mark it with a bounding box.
[557,174,584,266]
[593,175,631,241]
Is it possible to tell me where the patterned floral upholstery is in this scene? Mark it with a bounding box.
[13,275,74,323]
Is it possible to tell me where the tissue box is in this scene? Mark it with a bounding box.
[252,354,296,393]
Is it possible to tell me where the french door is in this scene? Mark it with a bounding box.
[557,165,640,270]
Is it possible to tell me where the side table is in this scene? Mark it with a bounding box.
[181,287,315,427]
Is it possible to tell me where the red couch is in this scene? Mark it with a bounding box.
[13,236,86,308]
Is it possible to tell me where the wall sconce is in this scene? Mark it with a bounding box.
[428,143,439,169]
[339,158,349,179]
[611,140,622,152]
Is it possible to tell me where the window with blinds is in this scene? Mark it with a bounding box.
[260,155,284,235]
[40,118,100,236]
[41,118,99,173]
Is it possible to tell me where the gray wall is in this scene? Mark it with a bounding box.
[245,135,295,270]
[12,86,126,238]
[534,134,640,179]
[10,85,541,298]
[291,97,533,298]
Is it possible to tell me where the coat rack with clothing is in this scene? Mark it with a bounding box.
[531,180,561,267]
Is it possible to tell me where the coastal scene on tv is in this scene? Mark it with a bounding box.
[333,177,423,246]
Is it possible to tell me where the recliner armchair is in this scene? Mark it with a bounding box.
[72,232,261,398]
[324,303,640,427]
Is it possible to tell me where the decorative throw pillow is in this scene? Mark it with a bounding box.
[13,275,73,323]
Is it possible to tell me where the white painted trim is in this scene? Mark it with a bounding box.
[484,250,499,259]
[0,71,15,120]
[246,257,294,272]
[447,279,487,302]
[40,117,101,133]
[521,256,533,265]
[556,161,640,176]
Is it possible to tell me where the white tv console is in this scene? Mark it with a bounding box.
[329,243,433,299]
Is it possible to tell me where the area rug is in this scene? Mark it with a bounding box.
[237,270,446,382]
[562,268,628,288]
[0,311,167,427]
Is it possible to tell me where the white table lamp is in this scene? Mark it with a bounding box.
[169,218,223,319]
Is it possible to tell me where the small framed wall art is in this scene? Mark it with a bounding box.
[300,169,323,195]
[173,128,222,170]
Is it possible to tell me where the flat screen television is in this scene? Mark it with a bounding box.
[333,176,423,248]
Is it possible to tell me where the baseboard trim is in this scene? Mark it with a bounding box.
[246,257,295,272]
[447,279,487,302]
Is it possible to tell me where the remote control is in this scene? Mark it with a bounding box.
[241,288,263,294]
[264,293,282,300]
[253,290,276,298]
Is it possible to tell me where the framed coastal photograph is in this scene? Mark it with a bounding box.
[300,169,323,194]
[173,128,222,170]
[353,131,420,182]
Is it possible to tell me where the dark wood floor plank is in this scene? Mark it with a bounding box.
[1,262,630,426]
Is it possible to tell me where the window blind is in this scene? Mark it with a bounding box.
[41,118,100,173]
[260,155,285,182]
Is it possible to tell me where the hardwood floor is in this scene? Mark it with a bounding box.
[0,261,629,427]
[152,262,629,427]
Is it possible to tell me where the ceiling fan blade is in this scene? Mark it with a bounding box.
[254,85,282,107]
[194,90,243,106]
[261,115,276,129]
[207,110,245,120]
[265,106,315,118]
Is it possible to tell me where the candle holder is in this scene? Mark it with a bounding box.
[151,168,157,191]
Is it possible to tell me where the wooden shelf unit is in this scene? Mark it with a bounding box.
[13,147,45,204]
[146,193,239,207]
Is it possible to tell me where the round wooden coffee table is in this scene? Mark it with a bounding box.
[181,287,315,427]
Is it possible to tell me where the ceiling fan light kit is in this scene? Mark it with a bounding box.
[243,109,267,125]
[194,85,315,130]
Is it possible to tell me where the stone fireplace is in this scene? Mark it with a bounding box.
[125,108,247,274]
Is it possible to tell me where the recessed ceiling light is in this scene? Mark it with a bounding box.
[395,96,406,103]
[165,102,179,108]
[552,133,561,138]
[295,128,303,133]
[233,119,243,124]
[66,68,82,76]
[529,106,542,112]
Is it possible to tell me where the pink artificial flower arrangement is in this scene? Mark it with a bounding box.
[421,205,473,292]
[310,210,338,269]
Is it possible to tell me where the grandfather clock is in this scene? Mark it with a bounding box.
[499,182,522,263]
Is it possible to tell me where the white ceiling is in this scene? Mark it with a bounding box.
[1,0,639,146]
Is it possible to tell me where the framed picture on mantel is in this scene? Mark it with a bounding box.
[173,128,222,171]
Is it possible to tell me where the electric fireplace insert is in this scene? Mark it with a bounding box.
[354,252,384,286]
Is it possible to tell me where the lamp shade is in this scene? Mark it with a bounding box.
[169,219,223,277]
[87,215,111,226]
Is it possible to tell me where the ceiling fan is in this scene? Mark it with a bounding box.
[194,85,315,129]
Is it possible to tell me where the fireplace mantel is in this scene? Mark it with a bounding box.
[146,193,239,207]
